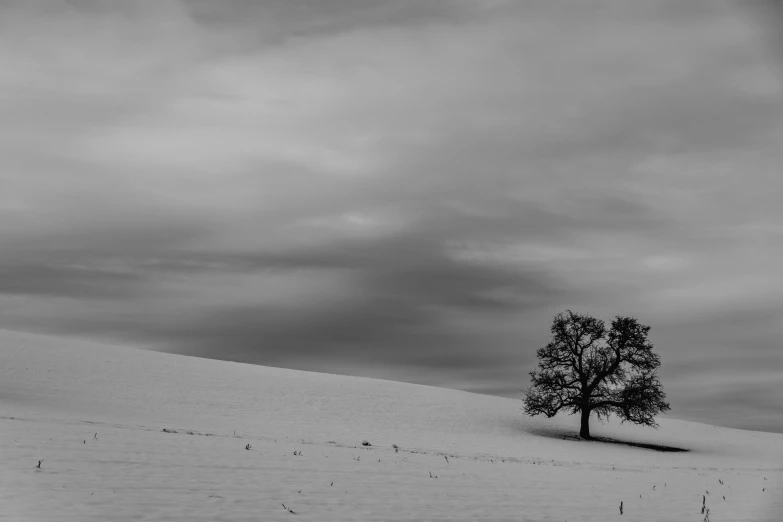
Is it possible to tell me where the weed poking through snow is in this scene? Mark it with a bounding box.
[36,459,43,469]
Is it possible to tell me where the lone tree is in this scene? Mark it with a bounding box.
[523,310,670,439]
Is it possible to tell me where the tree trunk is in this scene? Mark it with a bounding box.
[579,408,591,439]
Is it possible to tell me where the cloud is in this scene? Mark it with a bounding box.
[0,263,144,299]
[1,0,782,433]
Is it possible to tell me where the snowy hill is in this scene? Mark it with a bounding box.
[1,329,781,521]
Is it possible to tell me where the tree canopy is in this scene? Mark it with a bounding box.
[523,310,670,439]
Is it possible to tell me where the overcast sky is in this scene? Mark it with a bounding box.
[1,0,781,433]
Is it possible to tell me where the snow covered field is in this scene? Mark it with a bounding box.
[1,329,780,521]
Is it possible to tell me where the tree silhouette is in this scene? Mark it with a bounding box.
[523,310,670,439]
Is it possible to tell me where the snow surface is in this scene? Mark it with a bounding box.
[1,329,781,521]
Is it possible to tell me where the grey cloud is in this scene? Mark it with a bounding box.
[2,216,211,264]
[71,227,572,366]
[716,382,783,432]
[669,378,783,434]
[185,0,504,43]
[1,0,782,434]
[738,1,783,68]
[115,193,675,274]
[0,263,144,299]
[662,355,783,382]
[0,201,577,374]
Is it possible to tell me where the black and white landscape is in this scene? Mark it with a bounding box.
[1,1,782,520]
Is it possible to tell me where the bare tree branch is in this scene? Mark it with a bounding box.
[523,311,670,439]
